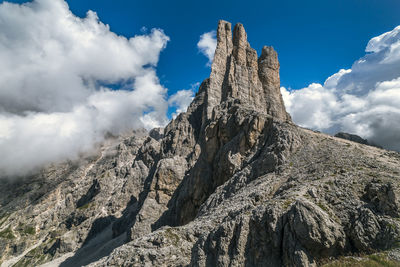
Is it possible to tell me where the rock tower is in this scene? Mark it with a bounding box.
[205,20,291,121]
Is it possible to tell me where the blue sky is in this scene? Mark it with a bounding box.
[65,1,400,89]
[4,0,400,91]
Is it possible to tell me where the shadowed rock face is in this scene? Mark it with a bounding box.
[152,20,294,228]
[335,132,368,145]
[1,21,400,267]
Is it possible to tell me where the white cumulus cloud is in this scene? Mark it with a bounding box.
[0,0,171,177]
[168,83,198,118]
[282,25,400,151]
[197,31,217,66]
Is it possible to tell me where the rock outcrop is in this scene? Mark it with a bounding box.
[1,20,400,267]
[334,132,368,145]
[206,21,290,122]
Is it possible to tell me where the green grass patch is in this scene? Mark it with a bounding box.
[0,226,15,239]
[77,201,94,210]
[14,245,49,267]
[323,253,400,267]
[16,222,36,235]
[23,226,36,235]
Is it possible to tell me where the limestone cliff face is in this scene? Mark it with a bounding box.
[206,20,291,122]
[1,21,400,267]
[153,20,294,228]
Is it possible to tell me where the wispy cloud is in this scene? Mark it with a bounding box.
[168,83,198,118]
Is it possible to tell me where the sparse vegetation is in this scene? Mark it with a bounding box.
[23,226,36,235]
[16,222,36,235]
[14,245,49,267]
[165,228,180,246]
[0,226,15,239]
[317,202,329,213]
[283,199,294,209]
[322,253,400,267]
[77,201,94,210]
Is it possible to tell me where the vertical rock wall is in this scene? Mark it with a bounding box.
[205,20,291,122]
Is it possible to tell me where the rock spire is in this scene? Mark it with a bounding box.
[205,20,291,121]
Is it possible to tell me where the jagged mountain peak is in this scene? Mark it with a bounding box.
[206,20,291,122]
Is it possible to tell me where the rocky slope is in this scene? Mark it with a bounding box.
[1,20,400,267]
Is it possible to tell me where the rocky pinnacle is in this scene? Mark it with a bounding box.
[205,20,291,121]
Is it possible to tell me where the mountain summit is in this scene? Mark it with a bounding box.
[206,20,290,121]
[1,21,400,267]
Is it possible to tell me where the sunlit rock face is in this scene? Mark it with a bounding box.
[205,20,291,122]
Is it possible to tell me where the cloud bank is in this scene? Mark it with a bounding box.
[282,25,400,151]
[197,31,217,65]
[0,0,171,177]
